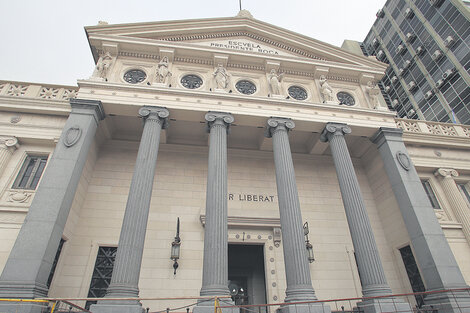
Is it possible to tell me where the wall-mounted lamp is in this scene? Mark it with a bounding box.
[170,217,181,275]
[303,222,315,263]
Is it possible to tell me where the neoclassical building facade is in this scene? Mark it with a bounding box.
[0,11,470,313]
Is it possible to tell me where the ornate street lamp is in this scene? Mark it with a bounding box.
[303,222,315,263]
[171,217,181,275]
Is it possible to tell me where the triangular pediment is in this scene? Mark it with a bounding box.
[86,15,387,70]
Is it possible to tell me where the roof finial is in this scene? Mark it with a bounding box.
[236,9,253,18]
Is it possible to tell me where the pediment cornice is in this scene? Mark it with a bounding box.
[86,15,387,72]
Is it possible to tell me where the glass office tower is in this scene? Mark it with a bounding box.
[362,0,470,124]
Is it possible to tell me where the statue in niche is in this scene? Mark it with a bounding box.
[366,81,381,109]
[268,69,284,95]
[93,52,113,80]
[156,56,172,84]
[213,64,230,89]
[319,75,334,103]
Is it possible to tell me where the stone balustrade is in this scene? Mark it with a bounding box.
[0,81,78,101]
[396,118,470,138]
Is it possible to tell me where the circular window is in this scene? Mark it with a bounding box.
[181,75,203,89]
[123,69,146,84]
[288,86,308,100]
[337,92,355,106]
[235,80,257,95]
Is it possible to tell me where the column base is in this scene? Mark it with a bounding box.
[192,298,239,313]
[0,301,47,313]
[90,300,144,313]
[357,298,413,313]
[423,290,470,313]
[277,303,331,313]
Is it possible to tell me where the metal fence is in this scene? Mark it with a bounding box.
[0,299,90,313]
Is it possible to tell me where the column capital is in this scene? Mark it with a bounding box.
[370,127,404,147]
[320,122,351,142]
[70,98,105,123]
[435,168,459,179]
[139,106,169,129]
[0,136,19,151]
[205,112,234,133]
[265,117,295,138]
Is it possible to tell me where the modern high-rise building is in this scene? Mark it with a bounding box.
[360,0,470,124]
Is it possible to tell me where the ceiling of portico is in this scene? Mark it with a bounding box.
[105,115,372,159]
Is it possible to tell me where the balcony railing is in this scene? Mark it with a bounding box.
[0,81,78,101]
[396,118,470,138]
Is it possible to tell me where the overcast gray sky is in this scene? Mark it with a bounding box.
[0,0,386,86]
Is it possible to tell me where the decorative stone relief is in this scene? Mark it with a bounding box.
[267,69,283,96]
[10,116,21,123]
[273,227,281,247]
[212,63,230,90]
[63,126,82,147]
[319,75,335,103]
[39,87,59,99]
[155,56,172,85]
[396,151,411,171]
[7,191,32,203]
[62,89,77,100]
[7,85,27,97]
[91,51,114,81]
[366,81,380,109]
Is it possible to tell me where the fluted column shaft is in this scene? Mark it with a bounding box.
[435,168,470,245]
[199,112,233,297]
[321,123,392,298]
[266,118,317,302]
[105,106,169,299]
[0,136,19,176]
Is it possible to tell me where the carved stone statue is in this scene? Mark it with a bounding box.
[366,81,381,109]
[213,64,230,89]
[319,75,334,103]
[156,56,172,84]
[93,52,113,80]
[268,69,284,95]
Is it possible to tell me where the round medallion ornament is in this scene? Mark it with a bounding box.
[235,80,257,95]
[288,86,308,100]
[123,69,146,84]
[396,151,411,171]
[337,92,355,106]
[181,75,203,89]
[64,126,82,147]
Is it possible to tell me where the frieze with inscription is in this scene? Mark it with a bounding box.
[195,39,298,57]
[229,193,276,202]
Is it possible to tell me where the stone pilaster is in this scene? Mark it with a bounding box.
[266,118,329,313]
[91,106,169,313]
[322,123,411,313]
[194,112,234,313]
[372,128,470,313]
[0,99,104,313]
[0,136,19,176]
[434,168,470,246]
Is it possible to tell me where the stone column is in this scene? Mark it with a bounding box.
[372,128,470,313]
[435,168,470,245]
[266,118,328,313]
[0,136,19,176]
[91,106,169,313]
[0,99,104,313]
[194,112,233,313]
[321,123,411,313]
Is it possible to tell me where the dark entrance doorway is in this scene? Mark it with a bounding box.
[228,244,267,312]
